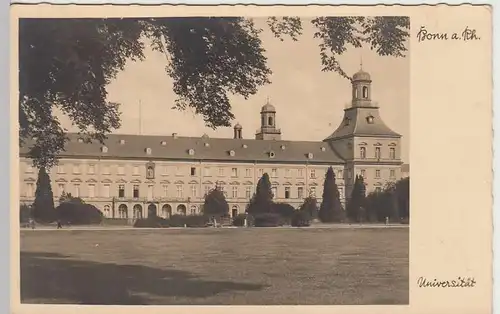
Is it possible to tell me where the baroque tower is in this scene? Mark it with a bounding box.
[323,66,403,200]
[255,99,282,140]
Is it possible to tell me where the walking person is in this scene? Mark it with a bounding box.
[56,220,62,229]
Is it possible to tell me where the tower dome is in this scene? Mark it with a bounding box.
[234,122,242,130]
[261,100,276,113]
[352,69,371,82]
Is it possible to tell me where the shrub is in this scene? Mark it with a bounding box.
[291,210,311,227]
[232,213,254,226]
[166,214,210,227]
[254,213,282,227]
[20,204,33,223]
[271,203,295,222]
[56,202,104,225]
[133,216,169,228]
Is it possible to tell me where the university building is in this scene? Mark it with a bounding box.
[19,68,404,221]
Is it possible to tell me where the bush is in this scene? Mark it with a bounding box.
[254,213,282,227]
[20,204,33,223]
[133,216,169,228]
[291,210,311,227]
[56,202,103,225]
[232,213,254,227]
[271,203,295,223]
[166,215,210,227]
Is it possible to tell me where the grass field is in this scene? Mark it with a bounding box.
[20,227,409,305]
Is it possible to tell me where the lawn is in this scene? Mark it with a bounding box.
[20,227,409,305]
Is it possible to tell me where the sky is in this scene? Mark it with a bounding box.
[60,18,410,163]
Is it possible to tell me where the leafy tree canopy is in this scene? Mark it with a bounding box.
[19,16,409,167]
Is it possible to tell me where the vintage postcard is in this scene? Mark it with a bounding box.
[9,3,492,314]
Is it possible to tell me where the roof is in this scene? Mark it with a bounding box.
[324,106,401,141]
[261,102,276,113]
[20,133,346,164]
[234,122,242,129]
[352,70,371,82]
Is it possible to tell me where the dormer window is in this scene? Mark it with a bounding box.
[161,141,167,146]
[229,150,235,157]
[119,139,126,145]
[101,146,108,153]
[269,151,276,158]
[307,153,314,159]
[344,118,351,126]
[145,147,152,155]
[320,147,326,152]
[280,145,286,150]
[242,144,248,149]
[204,143,210,147]
[366,115,375,124]
[188,149,195,156]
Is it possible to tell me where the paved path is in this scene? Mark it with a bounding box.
[20,224,408,231]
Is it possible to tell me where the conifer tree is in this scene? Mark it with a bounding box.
[32,167,56,222]
[318,167,345,223]
[247,173,274,215]
[203,187,229,217]
[347,175,367,222]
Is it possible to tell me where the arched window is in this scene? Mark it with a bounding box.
[354,88,358,99]
[261,116,265,126]
[360,147,366,159]
[362,86,368,98]
[268,116,273,126]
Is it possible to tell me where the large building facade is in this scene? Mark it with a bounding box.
[19,68,404,221]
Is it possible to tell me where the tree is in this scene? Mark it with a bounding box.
[19,17,409,168]
[300,196,318,219]
[346,175,366,222]
[202,187,229,217]
[363,177,410,223]
[318,167,345,222]
[247,173,274,215]
[396,177,410,219]
[32,167,56,222]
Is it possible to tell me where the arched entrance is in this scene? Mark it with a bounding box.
[162,204,172,218]
[177,204,187,216]
[103,205,111,218]
[118,204,128,219]
[147,203,157,217]
[190,205,197,215]
[133,204,143,219]
[231,205,239,218]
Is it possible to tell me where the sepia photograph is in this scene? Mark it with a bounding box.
[17,11,408,306]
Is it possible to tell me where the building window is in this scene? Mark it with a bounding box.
[268,116,273,126]
[285,169,291,178]
[58,184,65,196]
[133,166,140,176]
[258,169,264,177]
[133,185,139,198]
[362,86,368,98]
[310,187,316,197]
[285,187,290,199]
[231,168,238,177]
[73,164,80,174]
[337,169,343,178]
[360,169,366,178]
[360,147,366,159]
[88,164,95,174]
[57,165,65,174]
[271,168,277,177]
[190,167,196,176]
[26,183,34,197]
[245,186,252,199]
[175,166,182,176]
[271,186,278,199]
[390,169,396,178]
[220,186,227,198]
[148,185,154,199]
[73,184,80,197]
[103,165,110,175]
[245,168,251,177]
[297,187,304,199]
[298,169,304,177]
[375,147,381,159]
[176,185,183,198]
[191,185,197,197]
[163,185,168,197]
[204,185,211,196]
[117,165,125,175]
[375,187,382,193]
[390,148,396,159]
[103,184,110,198]
[375,170,381,178]
[232,186,238,198]
[88,184,95,198]
[162,166,168,176]
[218,168,224,176]
[310,169,316,179]
[118,185,125,198]
[204,167,210,177]
[338,187,344,199]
